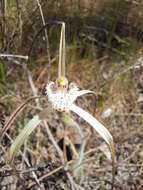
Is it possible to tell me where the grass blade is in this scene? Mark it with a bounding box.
[8,115,41,163]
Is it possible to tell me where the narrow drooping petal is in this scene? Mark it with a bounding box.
[58,22,66,78]
[70,104,113,145]
[70,104,115,186]
[76,90,95,98]
[8,115,41,162]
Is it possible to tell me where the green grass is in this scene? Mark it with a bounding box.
[0,62,6,83]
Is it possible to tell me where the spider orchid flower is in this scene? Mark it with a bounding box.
[45,22,114,151]
[44,23,115,184]
[6,23,115,184]
[45,78,93,112]
[45,77,114,151]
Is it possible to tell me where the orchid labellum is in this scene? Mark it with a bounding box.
[4,22,115,186]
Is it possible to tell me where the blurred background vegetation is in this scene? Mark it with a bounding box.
[0,0,143,189]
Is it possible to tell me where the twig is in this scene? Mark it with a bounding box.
[28,164,67,188]
[36,57,56,83]
[27,21,63,58]
[28,151,96,188]
[4,133,43,190]
[66,172,77,190]
[73,137,87,176]
[1,133,42,189]
[20,139,27,178]
[16,0,23,48]
[43,120,64,163]
[0,54,28,60]
[26,68,42,109]
[36,0,51,81]
[101,56,143,88]
[0,96,41,138]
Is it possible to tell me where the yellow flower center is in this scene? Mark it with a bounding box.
[56,76,68,90]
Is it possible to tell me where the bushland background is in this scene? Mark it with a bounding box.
[0,0,143,189]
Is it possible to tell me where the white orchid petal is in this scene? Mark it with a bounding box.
[70,104,113,146]
[76,90,95,97]
[70,104,115,186]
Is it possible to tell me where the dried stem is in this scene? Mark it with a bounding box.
[36,0,51,81]
[0,96,40,138]
[0,54,28,60]
[16,0,23,47]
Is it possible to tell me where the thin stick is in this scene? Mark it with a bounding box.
[5,133,43,189]
[66,172,76,190]
[16,0,23,46]
[28,159,74,188]
[26,68,42,109]
[0,54,28,60]
[28,149,99,188]
[0,96,40,138]
[101,56,143,88]
[43,120,64,163]
[36,0,51,81]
